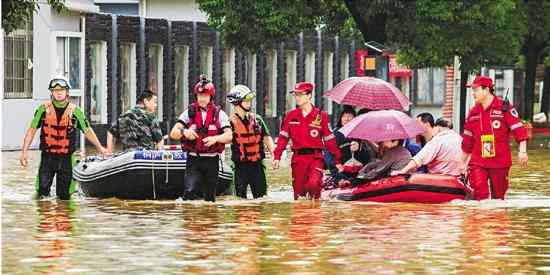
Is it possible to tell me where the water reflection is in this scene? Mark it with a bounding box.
[34,200,75,274]
[2,148,550,274]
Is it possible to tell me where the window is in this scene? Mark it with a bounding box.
[285,50,297,110]
[323,51,334,114]
[305,51,316,99]
[147,44,163,120]
[199,46,213,78]
[54,35,83,94]
[415,68,445,105]
[174,45,189,116]
[222,49,236,112]
[120,43,136,113]
[340,53,350,80]
[265,50,277,117]
[246,53,257,111]
[90,41,108,124]
[4,20,33,99]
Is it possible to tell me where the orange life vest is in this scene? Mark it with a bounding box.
[42,101,76,154]
[230,113,262,162]
[180,102,225,154]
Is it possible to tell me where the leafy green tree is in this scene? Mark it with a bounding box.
[197,0,524,128]
[391,0,522,128]
[2,0,65,35]
[517,0,550,120]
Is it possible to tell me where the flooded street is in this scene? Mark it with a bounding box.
[3,138,550,274]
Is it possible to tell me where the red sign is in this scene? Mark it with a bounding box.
[355,49,369,76]
[388,54,412,78]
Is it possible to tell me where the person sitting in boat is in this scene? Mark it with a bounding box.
[227,85,275,199]
[339,139,411,187]
[323,106,373,176]
[390,118,463,177]
[19,76,107,200]
[416,112,435,147]
[169,74,233,202]
[106,90,163,152]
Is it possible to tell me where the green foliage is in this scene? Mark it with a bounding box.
[392,0,523,72]
[197,0,536,72]
[2,0,66,35]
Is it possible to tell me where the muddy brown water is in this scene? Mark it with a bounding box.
[3,138,550,274]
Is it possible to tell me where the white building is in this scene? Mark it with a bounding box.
[139,0,208,21]
[2,0,99,150]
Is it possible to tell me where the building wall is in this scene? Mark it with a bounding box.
[84,14,361,138]
[97,3,139,15]
[142,0,207,22]
[2,4,87,150]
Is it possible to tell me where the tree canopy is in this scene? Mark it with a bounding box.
[2,0,65,34]
[198,0,523,72]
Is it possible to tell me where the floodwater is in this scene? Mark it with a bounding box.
[3,138,550,274]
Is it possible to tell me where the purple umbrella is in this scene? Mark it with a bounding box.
[324,77,411,110]
[338,110,425,143]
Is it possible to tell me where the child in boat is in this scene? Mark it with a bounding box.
[339,139,411,187]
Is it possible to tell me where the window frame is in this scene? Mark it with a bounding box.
[119,42,137,113]
[147,44,164,121]
[265,49,278,117]
[51,31,85,97]
[285,50,297,110]
[414,67,446,106]
[323,51,334,115]
[174,45,190,116]
[4,21,33,99]
[305,51,316,99]
[89,41,108,124]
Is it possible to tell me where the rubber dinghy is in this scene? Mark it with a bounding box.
[73,149,233,200]
[322,174,471,203]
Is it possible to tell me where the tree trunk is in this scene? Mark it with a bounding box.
[343,0,387,44]
[541,64,550,119]
[524,45,538,121]
[459,70,469,133]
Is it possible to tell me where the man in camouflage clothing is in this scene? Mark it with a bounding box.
[107,90,164,152]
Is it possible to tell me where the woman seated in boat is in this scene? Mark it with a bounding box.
[324,106,373,176]
[338,139,411,187]
[390,118,463,177]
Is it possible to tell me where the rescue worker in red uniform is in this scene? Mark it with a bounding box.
[272,82,342,200]
[19,77,107,200]
[170,75,233,202]
[461,76,529,200]
[227,85,275,199]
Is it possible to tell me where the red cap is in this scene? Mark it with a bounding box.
[290,82,314,94]
[193,82,215,96]
[466,76,494,89]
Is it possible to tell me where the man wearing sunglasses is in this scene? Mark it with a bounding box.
[19,77,107,200]
[227,85,275,199]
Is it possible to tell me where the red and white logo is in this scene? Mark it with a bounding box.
[310,129,319,138]
[492,120,501,129]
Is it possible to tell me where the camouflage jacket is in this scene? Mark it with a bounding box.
[109,106,163,150]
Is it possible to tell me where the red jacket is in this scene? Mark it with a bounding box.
[462,96,528,168]
[273,105,341,164]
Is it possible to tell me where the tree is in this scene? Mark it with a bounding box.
[391,0,523,130]
[2,0,65,35]
[517,1,550,121]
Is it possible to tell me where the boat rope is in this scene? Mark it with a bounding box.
[164,151,169,184]
[151,155,157,200]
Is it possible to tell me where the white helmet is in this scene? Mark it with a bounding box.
[227,84,256,104]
